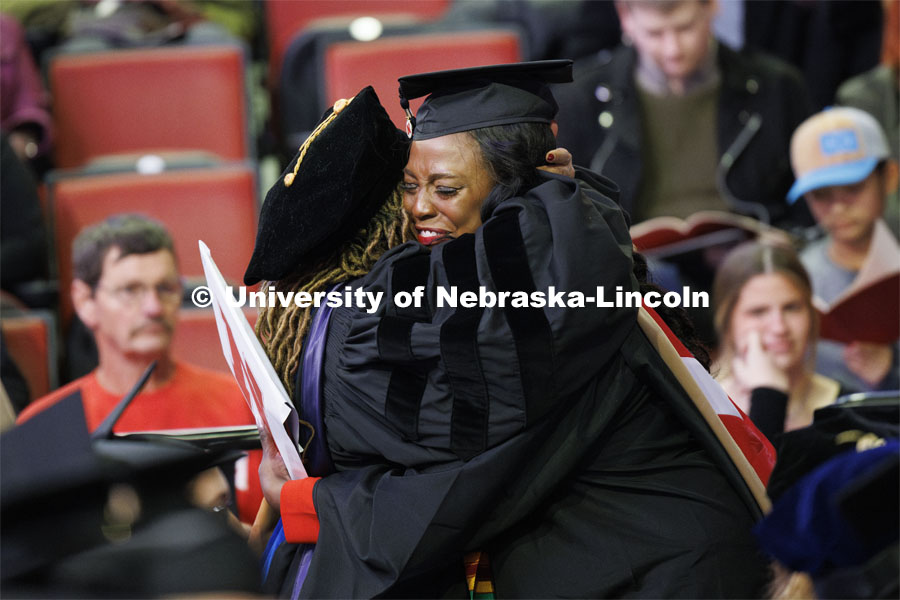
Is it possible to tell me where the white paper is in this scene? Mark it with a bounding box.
[199,240,307,480]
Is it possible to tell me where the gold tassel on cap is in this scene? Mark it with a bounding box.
[284,98,353,187]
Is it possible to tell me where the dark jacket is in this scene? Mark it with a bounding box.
[554,44,814,228]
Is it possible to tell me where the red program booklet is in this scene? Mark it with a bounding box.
[630,210,781,258]
[814,221,900,345]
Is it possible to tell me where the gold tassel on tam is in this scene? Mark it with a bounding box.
[284,98,352,187]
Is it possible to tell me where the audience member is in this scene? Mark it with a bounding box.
[836,0,899,237]
[0,14,53,169]
[0,133,49,299]
[744,0,884,111]
[443,0,621,62]
[1,0,254,56]
[713,241,843,441]
[788,107,900,393]
[554,0,813,228]
[16,214,263,524]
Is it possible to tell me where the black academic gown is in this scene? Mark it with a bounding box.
[287,170,768,598]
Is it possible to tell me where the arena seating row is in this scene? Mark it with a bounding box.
[7,4,532,393]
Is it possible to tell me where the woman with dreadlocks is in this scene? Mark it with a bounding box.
[255,184,409,397]
[250,63,772,599]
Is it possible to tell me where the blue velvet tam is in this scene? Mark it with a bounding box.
[754,440,899,577]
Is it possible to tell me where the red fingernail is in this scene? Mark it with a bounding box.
[547,153,555,161]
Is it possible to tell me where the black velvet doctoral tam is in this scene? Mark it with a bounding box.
[244,86,409,285]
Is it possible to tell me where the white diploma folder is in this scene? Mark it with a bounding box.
[198,240,307,480]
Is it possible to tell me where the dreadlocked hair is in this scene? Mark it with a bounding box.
[255,188,412,396]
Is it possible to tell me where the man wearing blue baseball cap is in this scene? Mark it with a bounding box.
[789,106,899,393]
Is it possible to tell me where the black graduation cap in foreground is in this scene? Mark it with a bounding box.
[1,362,259,595]
[398,59,573,140]
[2,362,160,515]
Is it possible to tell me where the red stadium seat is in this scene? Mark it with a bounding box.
[49,165,259,329]
[265,0,451,89]
[49,45,250,169]
[324,29,522,129]
[172,307,258,374]
[1,311,57,402]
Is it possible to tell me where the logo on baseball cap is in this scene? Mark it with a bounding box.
[787,107,890,204]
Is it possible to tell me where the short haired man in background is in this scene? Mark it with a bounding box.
[18,214,262,524]
[554,0,813,228]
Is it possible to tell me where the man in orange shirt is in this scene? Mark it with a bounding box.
[18,214,262,524]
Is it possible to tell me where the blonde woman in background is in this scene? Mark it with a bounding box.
[713,241,845,441]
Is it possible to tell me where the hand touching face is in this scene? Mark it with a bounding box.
[729,273,812,374]
[730,329,790,392]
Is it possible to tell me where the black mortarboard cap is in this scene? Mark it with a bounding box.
[1,391,102,510]
[766,398,899,501]
[1,368,245,581]
[397,60,573,141]
[244,86,409,286]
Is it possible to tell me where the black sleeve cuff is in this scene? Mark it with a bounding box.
[749,387,789,441]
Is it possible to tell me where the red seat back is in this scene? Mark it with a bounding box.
[172,308,259,374]
[2,312,55,402]
[50,45,249,168]
[265,0,451,88]
[50,165,258,328]
[324,30,522,129]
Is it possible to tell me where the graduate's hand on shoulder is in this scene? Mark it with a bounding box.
[538,148,575,178]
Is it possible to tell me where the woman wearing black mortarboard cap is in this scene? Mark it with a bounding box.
[251,62,772,598]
